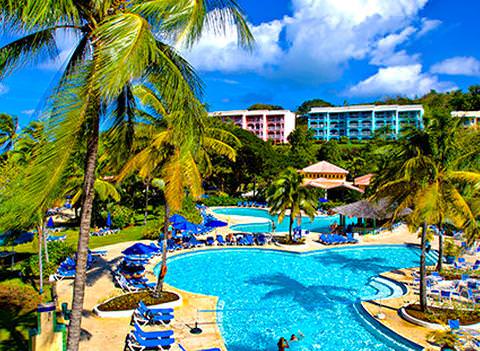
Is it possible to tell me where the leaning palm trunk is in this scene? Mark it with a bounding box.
[155,204,170,297]
[436,224,443,272]
[67,114,100,351]
[44,222,49,263]
[144,181,150,226]
[37,224,44,294]
[419,222,428,311]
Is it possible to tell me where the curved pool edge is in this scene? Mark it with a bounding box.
[356,302,424,351]
[152,244,431,351]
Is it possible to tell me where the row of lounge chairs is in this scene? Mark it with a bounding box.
[91,227,120,237]
[113,245,162,292]
[51,251,96,280]
[126,302,220,351]
[236,201,268,208]
[318,233,358,245]
[166,233,272,252]
[46,234,66,242]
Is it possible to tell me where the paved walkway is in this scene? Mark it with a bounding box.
[56,213,438,351]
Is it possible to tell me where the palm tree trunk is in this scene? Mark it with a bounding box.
[43,221,49,263]
[288,209,294,242]
[37,225,43,295]
[144,181,150,226]
[419,221,428,312]
[436,224,443,272]
[67,114,99,351]
[155,204,170,297]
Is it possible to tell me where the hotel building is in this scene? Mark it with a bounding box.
[210,110,296,144]
[306,105,424,141]
[451,111,480,129]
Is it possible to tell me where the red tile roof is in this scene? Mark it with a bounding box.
[354,173,375,186]
[301,161,349,174]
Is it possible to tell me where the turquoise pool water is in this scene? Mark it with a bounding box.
[159,246,433,351]
[212,207,355,233]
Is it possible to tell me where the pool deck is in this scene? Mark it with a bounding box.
[56,210,441,351]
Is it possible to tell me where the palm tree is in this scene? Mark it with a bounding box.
[267,168,317,243]
[0,2,252,349]
[118,85,240,295]
[373,113,480,312]
[0,113,18,155]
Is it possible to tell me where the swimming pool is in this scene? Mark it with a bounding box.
[159,246,433,351]
[212,207,355,233]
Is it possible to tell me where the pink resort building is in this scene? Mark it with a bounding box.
[210,110,297,144]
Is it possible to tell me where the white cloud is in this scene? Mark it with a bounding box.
[430,56,480,77]
[183,0,433,84]
[182,20,283,73]
[347,64,456,97]
[370,26,420,66]
[21,109,35,115]
[417,18,441,37]
[0,83,8,95]
[38,29,80,71]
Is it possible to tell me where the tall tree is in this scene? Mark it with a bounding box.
[0,113,18,155]
[0,2,252,350]
[267,168,317,242]
[118,85,239,295]
[373,110,480,311]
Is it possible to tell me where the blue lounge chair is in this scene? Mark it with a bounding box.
[179,345,220,351]
[448,319,461,330]
[216,235,226,246]
[134,322,173,339]
[138,301,174,316]
[206,236,215,246]
[126,330,175,351]
[244,234,255,245]
[257,234,267,245]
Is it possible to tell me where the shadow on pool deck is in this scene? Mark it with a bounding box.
[246,272,355,310]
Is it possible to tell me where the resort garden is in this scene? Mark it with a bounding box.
[0,2,480,351]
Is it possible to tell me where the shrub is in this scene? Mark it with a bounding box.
[20,241,75,280]
[142,219,163,240]
[202,194,244,207]
[97,291,179,311]
[0,279,42,315]
[109,204,135,228]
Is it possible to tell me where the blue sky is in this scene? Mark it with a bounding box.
[1,0,480,126]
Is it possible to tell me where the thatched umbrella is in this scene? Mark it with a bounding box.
[332,198,411,233]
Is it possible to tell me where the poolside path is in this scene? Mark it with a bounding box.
[55,214,434,351]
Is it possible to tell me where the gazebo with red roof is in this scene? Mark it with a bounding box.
[299,161,364,198]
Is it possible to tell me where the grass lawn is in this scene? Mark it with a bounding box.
[0,279,52,351]
[0,224,149,350]
[13,225,146,255]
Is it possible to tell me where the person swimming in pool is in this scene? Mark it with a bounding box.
[290,331,304,342]
[277,337,289,351]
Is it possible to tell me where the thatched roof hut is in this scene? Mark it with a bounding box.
[332,198,411,220]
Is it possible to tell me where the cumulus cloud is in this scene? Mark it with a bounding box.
[347,64,456,97]
[417,18,442,37]
[38,29,80,71]
[370,27,420,66]
[183,0,437,86]
[21,109,35,115]
[182,20,283,73]
[430,56,480,77]
[0,83,8,95]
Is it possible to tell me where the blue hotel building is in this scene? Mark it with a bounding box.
[307,105,424,141]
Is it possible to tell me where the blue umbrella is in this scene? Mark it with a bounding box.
[106,212,112,228]
[204,219,228,228]
[319,198,329,203]
[173,221,202,234]
[169,214,186,224]
[122,243,157,256]
[47,217,55,228]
